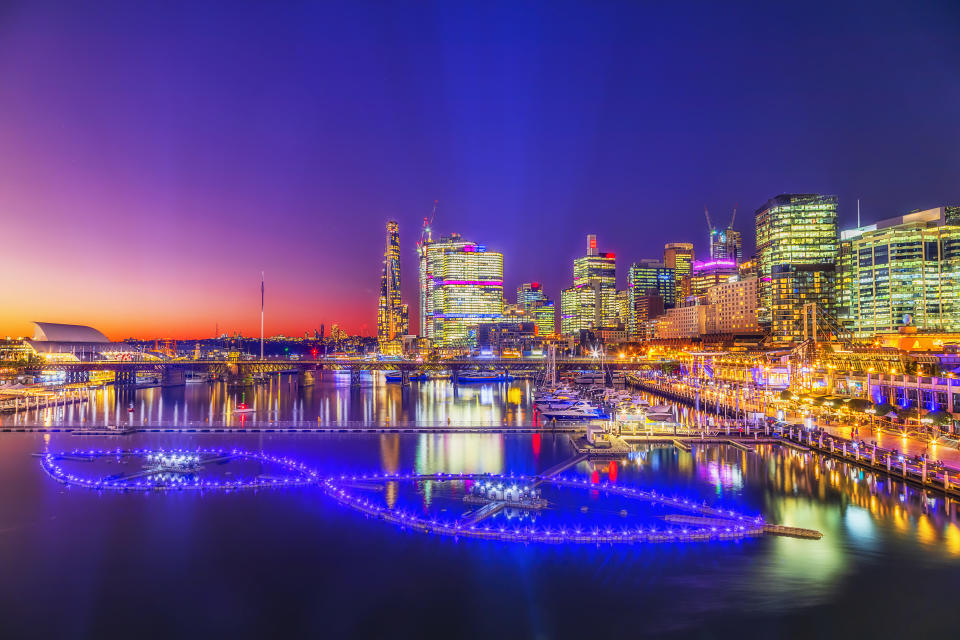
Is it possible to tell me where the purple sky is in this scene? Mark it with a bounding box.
[1,1,958,338]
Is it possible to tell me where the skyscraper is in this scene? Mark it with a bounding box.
[418,232,504,348]
[663,242,694,298]
[517,282,555,336]
[709,228,742,264]
[755,194,838,331]
[516,282,547,312]
[377,220,408,353]
[628,259,674,339]
[561,234,616,334]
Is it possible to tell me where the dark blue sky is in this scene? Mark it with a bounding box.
[1,0,958,336]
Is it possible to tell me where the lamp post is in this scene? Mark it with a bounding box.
[865,407,876,433]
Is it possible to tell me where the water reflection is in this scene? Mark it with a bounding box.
[0,374,536,427]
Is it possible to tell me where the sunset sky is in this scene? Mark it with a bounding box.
[1,1,958,339]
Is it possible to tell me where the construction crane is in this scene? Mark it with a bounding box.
[729,204,737,229]
[703,205,714,234]
[418,200,437,249]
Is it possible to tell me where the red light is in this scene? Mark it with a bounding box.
[589,237,597,249]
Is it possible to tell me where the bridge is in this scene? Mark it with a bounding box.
[11,357,666,387]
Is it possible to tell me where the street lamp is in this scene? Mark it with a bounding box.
[865,407,876,432]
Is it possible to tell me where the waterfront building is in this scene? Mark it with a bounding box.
[770,263,835,343]
[561,234,616,334]
[755,193,838,329]
[690,260,738,296]
[663,242,694,297]
[377,221,409,354]
[837,206,960,337]
[418,232,504,348]
[706,276,760,334]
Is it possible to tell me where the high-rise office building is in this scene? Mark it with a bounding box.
[534,301,556,336]
[837,206,960,338]
[627,260,674,340]
[709,228,742,264]
[629,260,675,306]
[561,235,616,334]
[663,242,694,298]
[771,264,835,342]
[755,194,838,330]
[377,221,408,352]
[516,282,556,336]
[516,282,547,312]
[418,232,504,348]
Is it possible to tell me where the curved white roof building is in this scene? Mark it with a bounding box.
[31,322,110,343]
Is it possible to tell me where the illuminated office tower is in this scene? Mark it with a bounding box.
[755,194,838,326]
[417,232,504,348]
[561,235,616,334]
[377,221,408,353]
[535,301,556,336]
[663,242,694,297]
[616,290,630,327]
[771,264,834,342]
[516,282,547,312]
[837,206,960,338]
[628,260,674,339]
[517,282,556,336]
[577,234,617,324]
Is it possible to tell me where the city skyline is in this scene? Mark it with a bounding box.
[2,1,959,339]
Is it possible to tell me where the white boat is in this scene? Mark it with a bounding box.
[539,401,606,420]
[185,372,209,384]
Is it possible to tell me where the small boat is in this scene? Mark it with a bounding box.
[574,372,604,385]
[185,372,209,384]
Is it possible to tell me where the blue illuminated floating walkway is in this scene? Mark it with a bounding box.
[322,472,823,544]
[37,448,320,492]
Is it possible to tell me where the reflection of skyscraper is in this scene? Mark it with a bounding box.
[378,221,408,353]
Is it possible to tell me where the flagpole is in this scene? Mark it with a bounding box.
[260,272,264,360]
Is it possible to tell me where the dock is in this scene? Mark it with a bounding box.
[726,440,756,453]
[663,515,822,540]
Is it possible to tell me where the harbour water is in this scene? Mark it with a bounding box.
[2,379,960,638]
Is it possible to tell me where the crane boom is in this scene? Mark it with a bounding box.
[729,204,737,229]
[703,205,713,231]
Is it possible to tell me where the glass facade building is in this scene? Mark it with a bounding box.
[628,260,674,339]
[837,207,960,337]
[418,233,504,348]
[755,193,838,329]
[663,242,694,298]
[770,264,835,343]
